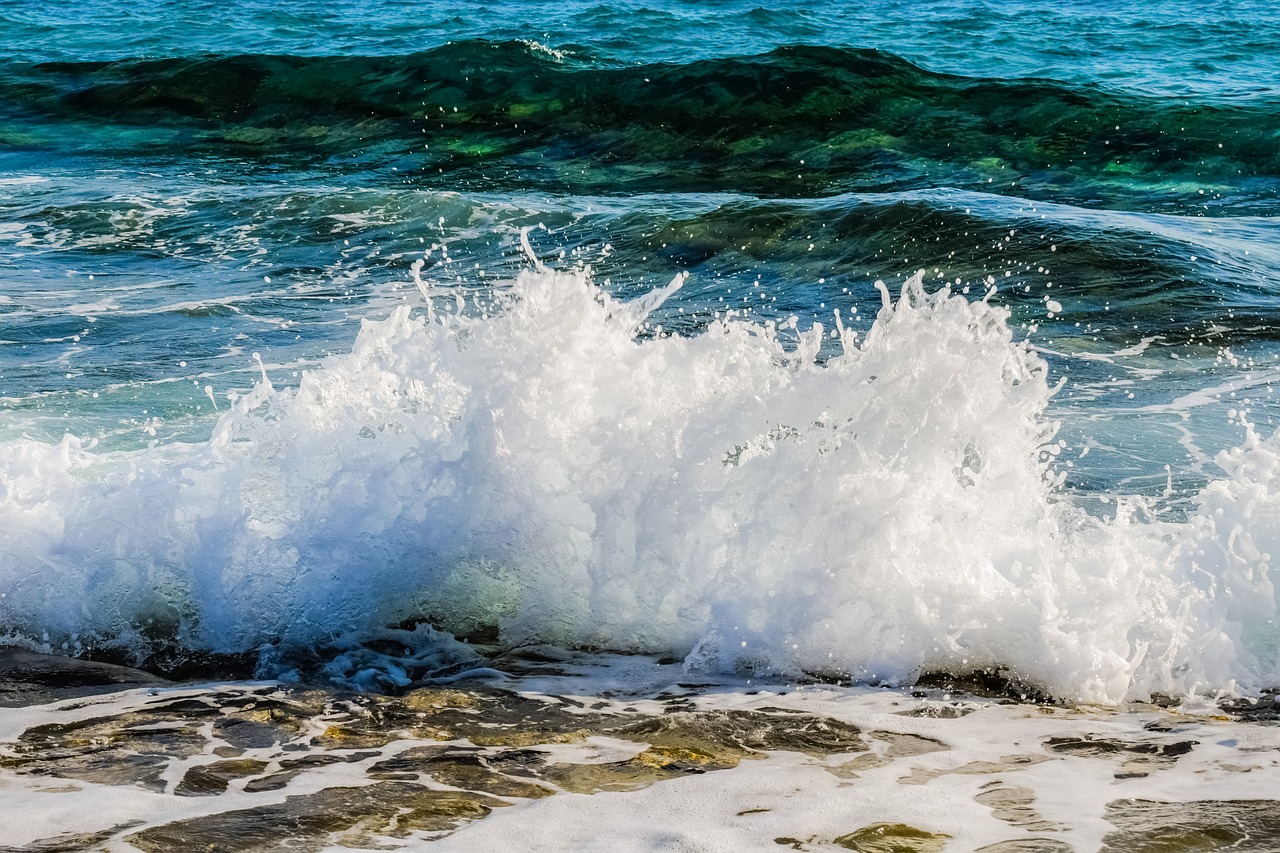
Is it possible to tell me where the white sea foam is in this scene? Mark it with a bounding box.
[0,259,1278,702]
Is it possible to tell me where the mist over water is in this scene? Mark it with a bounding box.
[2,0,1280,702]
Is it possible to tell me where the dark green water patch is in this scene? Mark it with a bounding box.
[5,42,1278,211]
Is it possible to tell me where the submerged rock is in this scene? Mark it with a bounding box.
[3,676,1277,852]
[1101,799,1280,852]
[1044,735,1197,779]
[127,783,507,852]
[834,822,952,852]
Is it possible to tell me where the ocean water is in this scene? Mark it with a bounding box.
[3,0,1280,707]
[6,2,1280,850]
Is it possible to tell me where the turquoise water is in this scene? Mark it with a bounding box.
[2,1,1280,697]
[7,1,1280,98]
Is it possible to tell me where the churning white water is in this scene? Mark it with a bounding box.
[1,254,1277,703]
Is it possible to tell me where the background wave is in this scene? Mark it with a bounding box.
[3,42,1277,210]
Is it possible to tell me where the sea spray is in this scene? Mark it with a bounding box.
[0,262,1276,702]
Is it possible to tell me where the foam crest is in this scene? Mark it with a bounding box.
[0,264,1277,702]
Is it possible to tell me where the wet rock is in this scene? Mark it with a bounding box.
[1045,735,1196,778]
[242,769,301,792]
[1219,692,1280,723]
[825,753,891,778]
[175,759,270,796]
[613,708,867,759]
[1101,799,1280,852]
[975,782,1063,832]
[521,757,683,794]
[279,751,380,770]
[0,681,893,846]
[0,648,167,707]
[464,728,590,747]
[484,747,554,777]
[308,722,399,750]
[1045,735,1196,761]
[213,706,305,749]
[834,822,951,852]
[914,669,1052,704]
[353,686,602,746]
[0,821,144,853]
[367,748,554,799]
[466,707,869,792]
[0,687,329,793]
[400,687,480,712]
[897,703,975,719]
[866,730,949,757]
[5,707,208,790]
[17,750,170,792]
[127,782,508,851]
[492,721,811,794]
[485,739,714,794]
[898,754,1050,785]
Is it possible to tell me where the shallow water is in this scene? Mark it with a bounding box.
[2,652,1279,852]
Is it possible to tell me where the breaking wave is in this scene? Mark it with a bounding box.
[1,252,1278,703]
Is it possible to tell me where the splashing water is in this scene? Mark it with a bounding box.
[0,260,1277,703]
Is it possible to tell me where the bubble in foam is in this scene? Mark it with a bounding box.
[0,263,1276,703]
